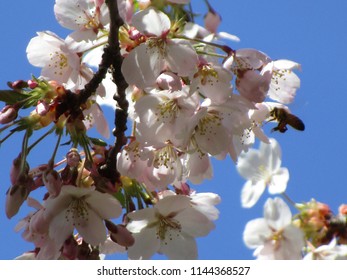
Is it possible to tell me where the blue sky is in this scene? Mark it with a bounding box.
[0,0,347,260]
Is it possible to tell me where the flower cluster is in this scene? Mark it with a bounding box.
[3,0,343,261]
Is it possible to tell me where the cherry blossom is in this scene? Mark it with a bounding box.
[304,239,347,260]
[126,195,215,259]
[0,0,313,261]
[15,197,62,259]
[263,59,301,104]
[83,102,110,139]
[243,197,305,259]
[44,185,122,248]
[236,138,289,208]
[54,0,109,32]
[190,60,233,104]
[121,7,199,89]
[133,87,200,148]
[26,31,95,91]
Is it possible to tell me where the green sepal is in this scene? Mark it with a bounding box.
[0,90,31,105]
[113,190,126,208]
[88,137,108,147]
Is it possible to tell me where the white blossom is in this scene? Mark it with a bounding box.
[44,185,122,248]
[121,7,198,89]
[237,138,289,208]
[243,197,305,259]
[126,195,215,259]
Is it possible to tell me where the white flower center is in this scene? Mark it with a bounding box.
[153,144,178,170]
[66,197,89,226]
[256,164,271,184]
[147,38,167,57]
[156,214,182,241]
[155,99,179,123]
[196,112,222,136]
[196,64,218,86]
[49,51,68,76]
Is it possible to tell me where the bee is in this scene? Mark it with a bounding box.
[268,107,305,133]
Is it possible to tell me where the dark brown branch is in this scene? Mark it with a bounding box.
[55,0,129,185]
[98,0,129,184]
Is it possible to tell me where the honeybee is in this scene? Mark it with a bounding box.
[268,107,305,133]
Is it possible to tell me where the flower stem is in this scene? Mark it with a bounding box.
[27,125,55,154]
[20,129,32,172]
[0,130,16,145]
[176,35,235,55]
[281,192,297,208]
[49,127,63,166]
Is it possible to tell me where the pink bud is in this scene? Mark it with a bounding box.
[106,224,135,247]
[0,105,18,124]
[10,155,23,185]
[43,169,62,198]
[156,72,182,91]
[5,184,29,219]
[27,80,38,89]
[66,148,81,167]
[10,80,27,89]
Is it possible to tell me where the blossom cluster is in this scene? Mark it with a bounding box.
[1,0,345,260]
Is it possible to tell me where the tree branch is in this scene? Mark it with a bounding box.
[98,0,129,184]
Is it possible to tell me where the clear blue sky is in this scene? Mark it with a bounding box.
[0,0,347,260]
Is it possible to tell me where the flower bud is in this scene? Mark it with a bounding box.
[66,148,81,167]
[156,72,182,91]
[0,105,18,124]
[9,80,28,89]
[5,183,29,219]
[42,168,62,198]
[105,221,135,248]
[27,80,38,89]
[10,154,23,185]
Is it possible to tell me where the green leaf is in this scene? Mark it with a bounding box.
[0,90,30,105]
[88,137,108,147]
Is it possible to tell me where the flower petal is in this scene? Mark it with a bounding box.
[175,207,215,237]
[156,195,191,217]
[75,208,107,246]
[132,7,170,36]
[160,231,198,259]
[166,39,198,77]
[121,43,163,89]
[264,197,292,230]
[268,167,289,194]
[241,179,266,208]
[127,227,160,259]
[259,138,282,172]
[237,149,262,180]
[85,190,122,220]
[243,218,271,248]
[48,209,74,247]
